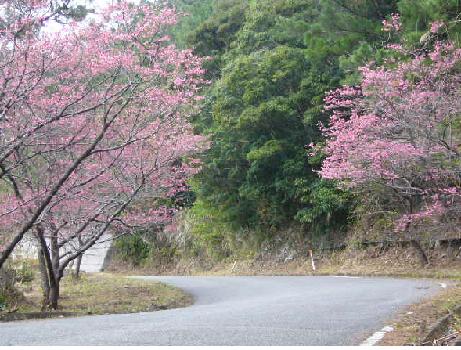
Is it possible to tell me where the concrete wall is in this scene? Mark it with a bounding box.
[12,233,112,273]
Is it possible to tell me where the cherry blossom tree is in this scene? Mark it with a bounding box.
[316,18,461,263]
[0,0,207,307]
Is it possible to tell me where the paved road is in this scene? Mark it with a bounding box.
[0,276,438,346]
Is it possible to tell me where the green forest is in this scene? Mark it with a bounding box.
[115,0,461,264]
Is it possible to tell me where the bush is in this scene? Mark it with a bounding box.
[0,268,15,290]
[14,260,34,284]
[114,234,151,266]
[0,267,16,311]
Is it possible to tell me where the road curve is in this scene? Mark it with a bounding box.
[0,276,437,346]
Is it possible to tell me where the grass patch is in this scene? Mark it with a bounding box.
[1,273,192,322]
[109,244,461,280]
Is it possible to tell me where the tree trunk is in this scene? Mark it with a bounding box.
[74,236,84,279]
[36,226,61,310]
[446,241,455,261]
[49,281,60,310]
[37,246,50,310]
[50,228,60,279]
[410,240,429,266]
[75,253,83,279]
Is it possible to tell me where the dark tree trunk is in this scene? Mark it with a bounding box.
[410,240,429,266]
[73,236,84,279]
[50,227,60,279]
[74,253,83,279]
[49,281,60,310]
[446,240,455,261]
[405,198,429,267]
[36,226,61,310]
[37,246,50,310]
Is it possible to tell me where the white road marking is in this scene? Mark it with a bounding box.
[360,325,394,346]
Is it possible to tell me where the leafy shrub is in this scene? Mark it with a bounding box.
[0,267,16,311]
[14,260,34,284]
[114,234,151,266]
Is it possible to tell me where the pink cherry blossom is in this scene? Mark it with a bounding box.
[0,0,208,272]
[316,20,461,235]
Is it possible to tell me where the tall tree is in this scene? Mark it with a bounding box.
[0,0,207,282]
[181,0,397,250]
[318,18,461,263]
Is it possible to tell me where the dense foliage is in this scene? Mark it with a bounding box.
[157,0,461,259]
[319,15,461,239]
[165,0,400,253]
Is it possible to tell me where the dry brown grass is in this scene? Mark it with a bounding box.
[379,283,461,345]
[110,245,461,279]
[1,272,191,321]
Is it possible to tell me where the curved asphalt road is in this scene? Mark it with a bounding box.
[0,276,438,346]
